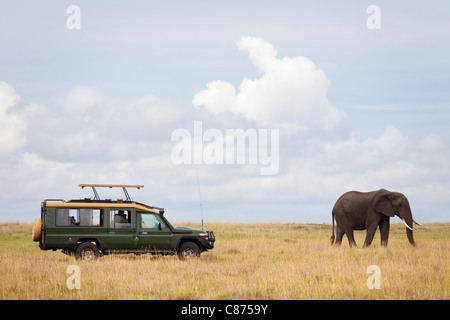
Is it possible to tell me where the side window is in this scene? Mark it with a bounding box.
[139,213,166,230]
[110,210,131,228]
[56,209,76,226]
[56,208,102,227]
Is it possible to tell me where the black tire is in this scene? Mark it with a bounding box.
[178,241,200,260]
[75,242,100,260]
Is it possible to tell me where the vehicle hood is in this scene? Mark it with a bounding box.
[173,227,204,234]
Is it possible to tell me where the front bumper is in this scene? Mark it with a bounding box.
[200,230,215,250]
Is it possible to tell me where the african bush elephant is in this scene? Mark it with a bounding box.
[330,189,422,247]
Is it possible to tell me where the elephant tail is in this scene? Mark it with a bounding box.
[330,211,335,246]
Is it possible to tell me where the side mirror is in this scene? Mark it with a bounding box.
[158,222,162,230]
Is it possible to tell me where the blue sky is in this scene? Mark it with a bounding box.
[0,1,449,223]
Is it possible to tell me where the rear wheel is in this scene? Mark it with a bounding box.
[75,242,100,260]
[178,242,200,260]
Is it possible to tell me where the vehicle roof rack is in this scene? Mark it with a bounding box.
[79,184,144,201]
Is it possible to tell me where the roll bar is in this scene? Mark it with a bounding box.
[79,184,144,201]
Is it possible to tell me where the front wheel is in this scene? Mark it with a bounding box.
[75,242,100,260]
[178,242,200,260]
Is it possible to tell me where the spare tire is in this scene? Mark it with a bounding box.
[32,218,42,242]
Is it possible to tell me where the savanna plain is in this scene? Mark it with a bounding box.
[0,222,448,300]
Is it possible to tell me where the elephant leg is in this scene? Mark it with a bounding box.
[379,215,390,246]
[334,226,344,246]
[346,229,357,247]
[363,225,378,247]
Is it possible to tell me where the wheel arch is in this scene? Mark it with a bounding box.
[176,237,203,252]
[76,238,102,250]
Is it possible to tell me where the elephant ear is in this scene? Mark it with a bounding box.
[374,192,395,217]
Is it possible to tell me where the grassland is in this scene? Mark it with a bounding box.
[0,222,448,299]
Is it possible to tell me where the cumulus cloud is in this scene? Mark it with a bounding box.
[21,87,184,163]
[0,81,183,166]
[323,126,412,168]
[0,83,191,221]
[0,82,29,156]
[193,36,343,131]
[417,135,445,152]
[288,126,450,205]
[1,70,449,223]
[59,85,103,113]
[190,37,450,219]
[109,95,184,139]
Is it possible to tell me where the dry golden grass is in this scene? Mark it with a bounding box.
[0,222,448,299]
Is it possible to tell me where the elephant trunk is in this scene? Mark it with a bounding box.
[406,225,415,246]
[402,217,415,246]
[399,199,415,246]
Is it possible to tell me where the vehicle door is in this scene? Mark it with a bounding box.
[107,208,138,249]
[137,212,173,251]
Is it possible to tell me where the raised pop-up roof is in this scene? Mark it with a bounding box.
[79,184,144,201]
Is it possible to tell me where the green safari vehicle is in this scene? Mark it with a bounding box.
[32,184,215,260]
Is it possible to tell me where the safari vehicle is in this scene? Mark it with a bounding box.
[32,184,215,260]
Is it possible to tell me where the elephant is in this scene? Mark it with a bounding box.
[330,189,422,247]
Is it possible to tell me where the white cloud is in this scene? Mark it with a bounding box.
[162,122,450,210]
[324,126,412,168]
[22,87,184,162]
[417,135,445,152]
[290,126,450,205]
[193,36,343,131]
[0,81,20,108]
[0,82,29,156]
[60,85,103,113]
[193,81,238,115]
[108,95,184,140]
[0,69,449,223]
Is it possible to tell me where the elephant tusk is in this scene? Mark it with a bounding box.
[413,219,424,227]
[402,218,414,231]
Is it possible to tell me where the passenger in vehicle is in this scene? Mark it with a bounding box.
[114,211,128,223]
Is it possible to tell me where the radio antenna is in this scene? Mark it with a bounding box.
[195,165,204,228]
